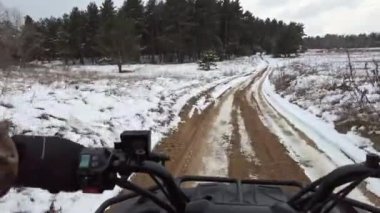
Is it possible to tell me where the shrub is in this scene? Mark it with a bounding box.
[198,50,219,71]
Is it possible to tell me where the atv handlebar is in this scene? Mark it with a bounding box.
[89,149,380,213]
[13,132,380,213]
[77,132,380,213]
[289,154,380,212]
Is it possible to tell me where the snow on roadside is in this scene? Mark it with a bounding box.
[201,94,234,177]
[0,57,260,213]
[262,71,380,198]
[249,70,370,203]
[267,50,380,140]
[188,74,253,118]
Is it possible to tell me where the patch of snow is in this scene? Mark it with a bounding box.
[201,95,234,177]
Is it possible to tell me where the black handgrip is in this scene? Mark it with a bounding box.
[13,135,84,193]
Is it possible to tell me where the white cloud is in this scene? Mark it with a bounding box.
[240,0,380,36]
[282,0,360,20]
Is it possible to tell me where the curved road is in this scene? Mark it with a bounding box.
[112,66,379,212]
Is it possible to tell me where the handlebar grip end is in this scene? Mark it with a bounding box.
[366,153,380,169]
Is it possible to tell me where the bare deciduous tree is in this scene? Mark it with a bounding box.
[0,3,21,69]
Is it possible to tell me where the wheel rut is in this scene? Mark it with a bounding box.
[111,68,310,212]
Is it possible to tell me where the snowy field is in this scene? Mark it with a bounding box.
[266,49,380,199]
[2,50,380,212]
[0,57,260,212]
[269,49,380,146]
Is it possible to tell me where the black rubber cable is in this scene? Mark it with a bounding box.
[116,179,176,213]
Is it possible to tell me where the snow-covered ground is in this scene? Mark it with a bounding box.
[263,49,380,200]
[262,72,380,200]
[268,49,380,144]
[2,50,380,212]
[0,57,260,213]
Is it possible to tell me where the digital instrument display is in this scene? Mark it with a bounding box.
[79,154,91,169]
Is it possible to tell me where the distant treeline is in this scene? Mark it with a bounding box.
[304,33,380,49]
[1,0,305,70]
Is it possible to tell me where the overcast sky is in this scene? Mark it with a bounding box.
[1,0,379,36]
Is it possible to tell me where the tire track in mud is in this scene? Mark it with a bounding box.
[150,68,309,183]
[130,68,310,187]
[227,72,309,182]
[112,68,310,212]
[129,74,252,186]
[155,74,252,177]
[112,66,380,212]
[110,77,252,213]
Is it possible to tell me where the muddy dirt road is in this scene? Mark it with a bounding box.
[151,68,309,182]
[112,68,309,211]
[111,66,380,213]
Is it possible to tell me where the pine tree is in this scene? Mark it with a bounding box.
[220,0,229,54]
[161,0,190,62]
[143,0,163,62]
[67,7,87,64]
[0,16,20,68]
[239,11,260,55]
[84,2,100,63]
[219,0,243,58]
[18,0,308,64]
[119,0,144,47]
[97,0,116,63]
[97,0,116,53]
[119,0,144,21]
[193,0,221,57]
[38,17,62,62]
[198,50,218,71]
[55,14,71,64]
[100,0,115,22]
[119,0,144,33]
[275,22,304,57]
[98,5,140,72]
[20,15,44,63]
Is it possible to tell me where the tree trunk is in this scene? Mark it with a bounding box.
[117,63,122,73]
[117,51,123,73]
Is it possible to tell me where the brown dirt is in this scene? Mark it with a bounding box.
[129,80,233,187]
[227,102,255,179]
[110,68,380,212]
[111,69,309,212]
[228,78,309,182]
[132,70,309,187]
